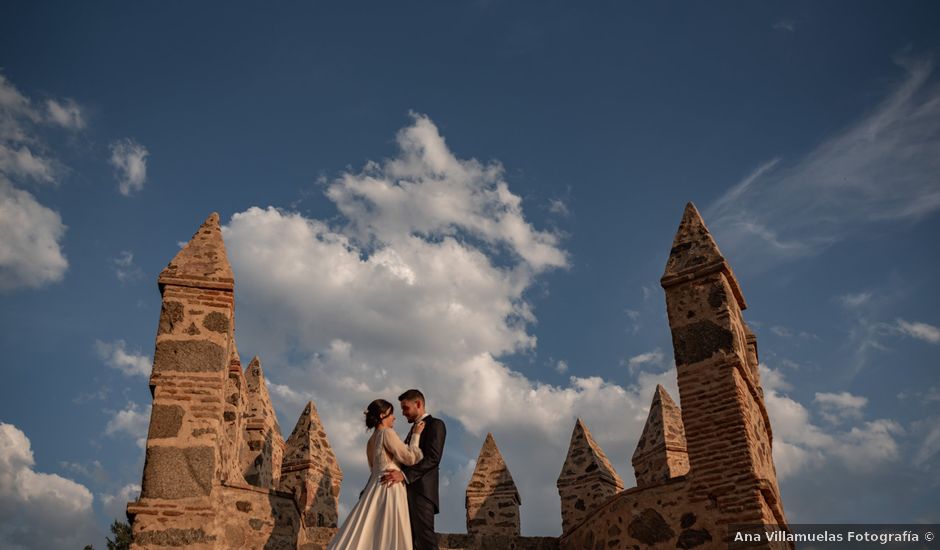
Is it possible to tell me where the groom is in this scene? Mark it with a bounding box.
[381,389,446,550]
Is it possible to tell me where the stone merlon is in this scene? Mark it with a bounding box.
[556,419,624,535]
[632,384,689,487]
[467,433,520,502]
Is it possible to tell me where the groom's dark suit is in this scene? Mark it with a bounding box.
[402,414,446,550]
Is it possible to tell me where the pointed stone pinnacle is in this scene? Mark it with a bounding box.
[243,356,281,433]
[158,212,234,290]
[661,202,746,309]
[244,356,265,393]
[557,419,623,488]
[228,341,242,370]
[467,433,520,501]
[663,202,724,277]
[282,401,342,477]
[632,385,686,462]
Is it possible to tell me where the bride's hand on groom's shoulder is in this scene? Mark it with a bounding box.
[414,420,426,434]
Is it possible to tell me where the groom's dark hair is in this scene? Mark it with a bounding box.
[398,389,425,405]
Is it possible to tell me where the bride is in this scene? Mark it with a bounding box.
[328,399,426,550]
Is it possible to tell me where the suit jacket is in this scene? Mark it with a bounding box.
[402,414,446,514]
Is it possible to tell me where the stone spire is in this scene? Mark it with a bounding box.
[278,401,343,529]
[660,202,789,533]
[632,385,689,487]
[158,212,235,291]
[466,433,520,536]
[661,202,745,310]
[240,356,284,488]
[134,213,238,545]
[557,419,624,535]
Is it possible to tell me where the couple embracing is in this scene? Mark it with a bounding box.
[328,389,446,550]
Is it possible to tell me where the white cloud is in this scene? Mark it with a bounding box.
[548,198,569,216]
[760,364,903,479]
[95,339,151,377]
[911,417,940,468]
[111,250,143,282]
[626,349,664,371]
[104,402,151,449]
[324,113,567,272]
[0,144,56,183]
[0,422,97,549]
[0,177,68,291]
[814,391,867,423]
[0,73,41,149]
[109,138,149,196]
[100,483,140,521]
[45,98,85,129]
[773,19,796,32]
[895,319,940,344]
[828,419,904,472]
[625,308,641,333]
[554,359,568,373]
[220,115,661,534]
[59,460,108,485]
[839,292,873,308]
[706,58,940,270]
[0,73,79,184]
[0,73,79,292]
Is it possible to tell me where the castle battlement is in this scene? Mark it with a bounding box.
[128,204,790,550]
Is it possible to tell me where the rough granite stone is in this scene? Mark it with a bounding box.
[153,339,226,373]
[158,301,184,335]
[135,528,216,546]
[203,311,230,333]
[141,445,214,498]
[148,404,184,439]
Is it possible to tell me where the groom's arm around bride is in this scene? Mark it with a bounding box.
[402,415,445,498]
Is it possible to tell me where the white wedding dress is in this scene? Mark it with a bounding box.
[327,427,423,550]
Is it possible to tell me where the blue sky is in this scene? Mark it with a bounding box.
[1,2,939,548]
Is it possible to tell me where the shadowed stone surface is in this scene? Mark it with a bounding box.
[677,527,713,548]
[241,356,286,488]
[628,508,674,544]
[158,301,184,334]
[141,446,214,498]
[203,311,230,333]
[556,419,623,535]
[153,339,226,373]
[671,320,735,365]
[466,433,521,536]
[148,404,184,439]
[632,384,689,487]
[279,401,343,529]
[135,528,217,546]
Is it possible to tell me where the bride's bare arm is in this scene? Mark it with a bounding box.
[383,427,424,466]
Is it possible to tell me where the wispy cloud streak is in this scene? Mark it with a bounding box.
[707,58,940,269]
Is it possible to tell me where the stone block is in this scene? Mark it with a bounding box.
[141,445,215,498]
[203,311,230,333]
[153,339,225,373]
[158,301,185,335]
[148,404,184,439]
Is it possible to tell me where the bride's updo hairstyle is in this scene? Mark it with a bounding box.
[364,399,393,430]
